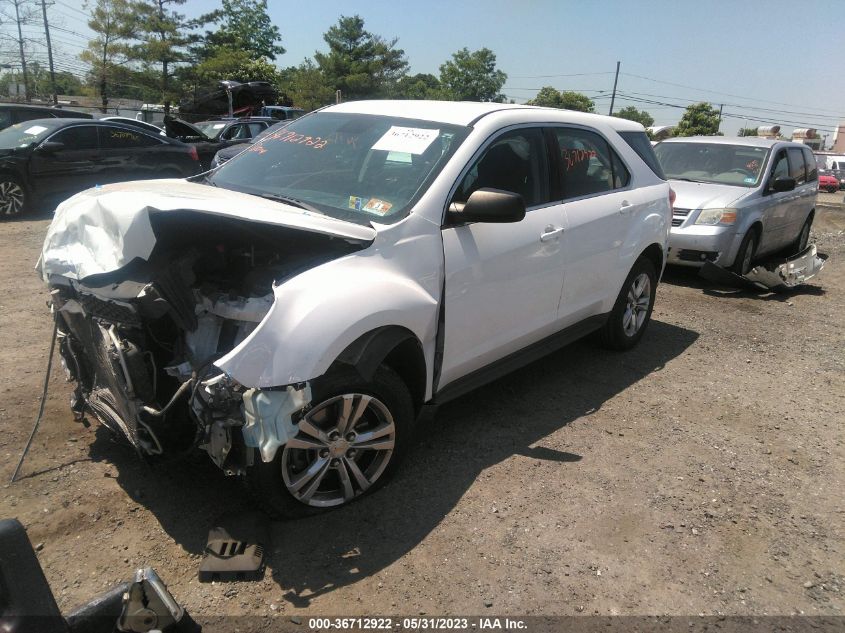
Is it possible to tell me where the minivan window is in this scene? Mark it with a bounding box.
[787,148,806,185]
[802,148,818,182]
[554,127,629,199]
[654,142,769,187]
[619,130,665,180]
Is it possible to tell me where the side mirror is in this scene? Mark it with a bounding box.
[447,188,526,224]
[37,141,65,153]
[772,176,796,193]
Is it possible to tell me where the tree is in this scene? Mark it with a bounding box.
[130,0,198,113]
[674,102,722,136]
[79,0,135,112]
[613,105,654,128]
[190,48,280,85]
[279,58,334,111]
[314,15,408,100]
[738,127,758,137]
[0,0,40,101]
[393,73,443,100]
[438,47,506,102]
[526,86,594,112]
[193,0,283,61]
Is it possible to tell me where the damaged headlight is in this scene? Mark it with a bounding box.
[695,208,737,226]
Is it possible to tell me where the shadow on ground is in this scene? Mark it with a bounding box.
[661,265,826,302]
[88,319,698,606]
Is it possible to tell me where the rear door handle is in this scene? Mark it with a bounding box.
[619,200,633,215]
[540,225,565,242]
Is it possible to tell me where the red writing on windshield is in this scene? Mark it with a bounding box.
[267,130,329,149]
[562,148,597,171]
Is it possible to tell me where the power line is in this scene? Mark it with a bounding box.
[509,71,615,79]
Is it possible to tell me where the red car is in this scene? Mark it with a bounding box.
[819,172,839,193]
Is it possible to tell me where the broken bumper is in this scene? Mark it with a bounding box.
[699,244,827,291]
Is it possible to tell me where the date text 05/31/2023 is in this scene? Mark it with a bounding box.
[307,617,528,630]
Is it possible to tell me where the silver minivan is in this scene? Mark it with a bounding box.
[655,137,817,274]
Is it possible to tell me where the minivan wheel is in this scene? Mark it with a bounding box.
[0,175,26,217]
[600,257,657,351]
[790,216,812,254]
[731,229,758,276]
[245,365,414,519]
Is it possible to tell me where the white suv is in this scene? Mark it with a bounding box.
[40,101,671,517]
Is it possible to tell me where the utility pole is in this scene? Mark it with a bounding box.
[608,61,620,116]
[12,0,31,102]
[40,0,57,104]
[717,103,723,133]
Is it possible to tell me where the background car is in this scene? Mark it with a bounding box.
[818,171,839,193]
[0,103,92,131]
[0,118,201,217]
[209,120,291,169]
[163,116,276,169]
[97,115,167,136]
[655,137,817,274]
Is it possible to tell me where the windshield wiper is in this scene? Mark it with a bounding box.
[255,192,327,216]
[672,177,706,183]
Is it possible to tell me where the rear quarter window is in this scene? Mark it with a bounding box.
[618,131,665,180]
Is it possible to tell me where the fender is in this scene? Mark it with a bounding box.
[336,325,419,382]
[215,214,444,400]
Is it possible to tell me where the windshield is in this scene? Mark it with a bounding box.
[209,112,470,225]
[194,121,229,139]
[654,142,770,187]
[0,120,58,149]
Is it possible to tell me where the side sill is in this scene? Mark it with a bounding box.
[431,313,608,406]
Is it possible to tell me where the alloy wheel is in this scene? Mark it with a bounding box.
[622,272,651,337]
[281,393,396,507]
[0,180,24,216]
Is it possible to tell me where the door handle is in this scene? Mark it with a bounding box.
[619,200,633,215]
[540,225,565,242]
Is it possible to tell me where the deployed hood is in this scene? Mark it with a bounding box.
[669,180,749,210]
[39,180,376,281]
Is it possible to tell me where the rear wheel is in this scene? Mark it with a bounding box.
[730,229,758,275]
[600,257,657,351]
[245,365,414,519]
[0,175,26,217]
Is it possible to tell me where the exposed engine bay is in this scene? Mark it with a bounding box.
[47,211,363,473]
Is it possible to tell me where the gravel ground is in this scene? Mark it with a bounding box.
[0,206,843,626]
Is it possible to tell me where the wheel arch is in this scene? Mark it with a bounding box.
[334,325,427,414]
[639,242,664,275]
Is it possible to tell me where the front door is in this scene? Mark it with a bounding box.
[439,127,566,388]
[29,124,100,206]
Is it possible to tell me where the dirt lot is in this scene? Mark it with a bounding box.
[1,207,843,624]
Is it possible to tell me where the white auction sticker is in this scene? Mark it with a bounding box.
[24,125,48,135]
[212,123,226,129]
[372,126,439,155]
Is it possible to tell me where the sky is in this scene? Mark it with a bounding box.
[4,0,844,140]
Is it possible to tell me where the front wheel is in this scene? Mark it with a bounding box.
[245,365,415,519]
[600,257,657,351]
[789,215,813,254]
[730,229,758,275]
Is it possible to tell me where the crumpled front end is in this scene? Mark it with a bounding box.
[44,192,370,473]
[699,244,827,291]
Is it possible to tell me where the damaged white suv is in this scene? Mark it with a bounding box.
[40,101,670,517]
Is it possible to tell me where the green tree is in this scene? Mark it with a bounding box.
[438,47,506,102]
[613,105,654,128]
[314,15,408,100]
[194,0,283,61]
[393,73,443,100]
[130,0,198,113]
[526,86,594,112]
[79,0,135,111]
[190,48,280,85]
[674,102,722,136]
[279,58,334,111]
[738,127,758,137]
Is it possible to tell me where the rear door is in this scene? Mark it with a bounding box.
[439,126,565,387]
[97,125,166,182]
[551,126,639,324]
[28,124,101,203]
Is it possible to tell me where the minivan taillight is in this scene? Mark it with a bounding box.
[188,146,199,161]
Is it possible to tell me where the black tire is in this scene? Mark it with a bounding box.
[600,257,657,351]
[0,173,27,218]
[730,228,758,275]
[789,215,813,254]
[245,364,415,519]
